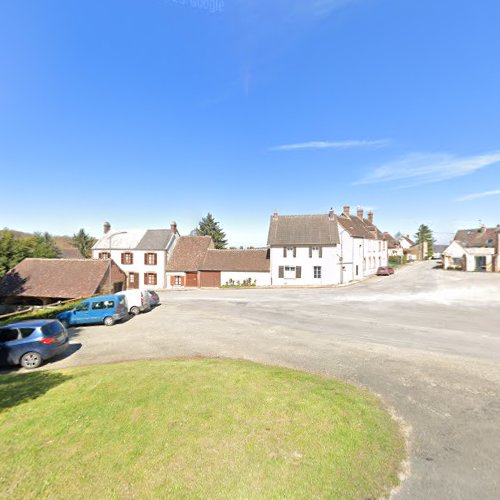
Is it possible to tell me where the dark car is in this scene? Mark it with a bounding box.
[376,266,395,276]
[0,320,69,369]
[147,290,160,307]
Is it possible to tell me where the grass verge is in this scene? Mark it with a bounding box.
[0,359,405,498]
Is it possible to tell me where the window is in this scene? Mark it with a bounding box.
[310,246,322,258]
[0,328,18,342]
[121,252,133,265]
[314,266,322,279]
[41,322,64,337]
[92,300,115,310]
[284,266,296,279]
[75,302,89,312]
[286,247,294,258]
[145,272,157,285]
[99,252,111,259]
[19,327,35,338]
[174,276,183,286]
[145,253,157,265]
[129,273,136,284]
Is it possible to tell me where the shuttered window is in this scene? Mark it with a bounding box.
[99,252,111,259]
[121,252,133,265]
[145,253,157,265]
[278,266,284,278]
[296,266,302,279]
[144,273,157,285]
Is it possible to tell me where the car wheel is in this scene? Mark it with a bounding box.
[130,306,140,316]
[20,351,43,369]
[104,316,115,327]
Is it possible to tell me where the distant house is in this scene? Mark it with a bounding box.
[92,222,180,289]
[399,235,415,250]
[443,226,500,272]
[383,232,403,259]
[165,236,270,287]
[0,258,127,306]
[56,246,84,259]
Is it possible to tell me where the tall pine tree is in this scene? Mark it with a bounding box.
[198,213,227,249]
[72,228,97,258]
[414,224,435,259]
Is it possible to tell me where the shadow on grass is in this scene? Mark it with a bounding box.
[0,370,69,413]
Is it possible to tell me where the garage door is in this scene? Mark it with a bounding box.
[200,271,221,288]
[185,272,198,287]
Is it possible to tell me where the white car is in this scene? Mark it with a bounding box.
[115,289,152,316]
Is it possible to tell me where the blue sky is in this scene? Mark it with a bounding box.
[1,0,499,246]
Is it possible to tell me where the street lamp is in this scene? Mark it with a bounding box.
[108,231,127,293]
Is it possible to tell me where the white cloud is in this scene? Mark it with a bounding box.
[271,139,389,151]
[357,151,500,187]
[456,189,500,202]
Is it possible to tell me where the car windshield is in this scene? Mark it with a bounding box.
[42,322,64,337]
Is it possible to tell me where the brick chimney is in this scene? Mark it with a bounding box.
[368,211,374,224]
[273,209,279,220]
[357,207,364,219]
[343,205,350,216]
[329,208,335,220]
[103,222,111,234]
[170,221,177,234]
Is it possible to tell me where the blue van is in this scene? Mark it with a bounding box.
[0,320,69,369]
[57,295,128,327]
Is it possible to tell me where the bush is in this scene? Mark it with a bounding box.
[222,278,257,288]
[0,300,83,326]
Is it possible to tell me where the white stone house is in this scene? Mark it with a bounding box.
[267,210,342,286]
[337,206,388,281]
[443,226,500,272]
[92,222,180,289]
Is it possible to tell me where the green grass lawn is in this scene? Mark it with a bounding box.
[0,359,405,499]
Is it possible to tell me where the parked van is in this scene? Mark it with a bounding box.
[57,295,128,327]
[115,290,152,315]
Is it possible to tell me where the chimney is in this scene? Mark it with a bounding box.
[170,221,177,234]
[103,222,111,234]
[273,209,279,220]
[329,208,334,220]
[368,211,374,224]
[357,207,364,219]
[343,205,350,216]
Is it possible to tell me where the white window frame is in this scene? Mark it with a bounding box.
[284,266,296,279]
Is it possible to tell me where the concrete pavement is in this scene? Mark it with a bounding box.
[37,262,500,498]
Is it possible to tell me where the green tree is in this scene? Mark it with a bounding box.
[0,231,31,277]
[198,213,227,249]
[72,228,96,258]
[27,232,59,258]
[414,224,435,259]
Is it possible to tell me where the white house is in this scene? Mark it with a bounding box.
[384,232,404,259]
[443,226,500,272]
[337,206,388,281]
[267,210,342,286]
[267,206,388,286]
[92,221,180,289]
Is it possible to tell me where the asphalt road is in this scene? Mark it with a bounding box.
[35,262,500,498]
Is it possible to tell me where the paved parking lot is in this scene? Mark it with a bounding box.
[37,262,500,498]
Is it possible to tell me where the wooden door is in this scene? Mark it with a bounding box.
[200,271,221,288]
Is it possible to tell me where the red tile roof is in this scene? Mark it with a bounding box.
[202,248,270,272]
[454,227,498,248]
[0,258,124,299]
[166,236,214,272]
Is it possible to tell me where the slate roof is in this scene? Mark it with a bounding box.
[267,214,340,246]
[453,227,498,248]
[166,236,214,272]
[93,229,174,250]
[136,230,173,250]
[202,248,270,272]
[0,259,124,299]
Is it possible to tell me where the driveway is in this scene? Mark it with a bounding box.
[41,262,500,498]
